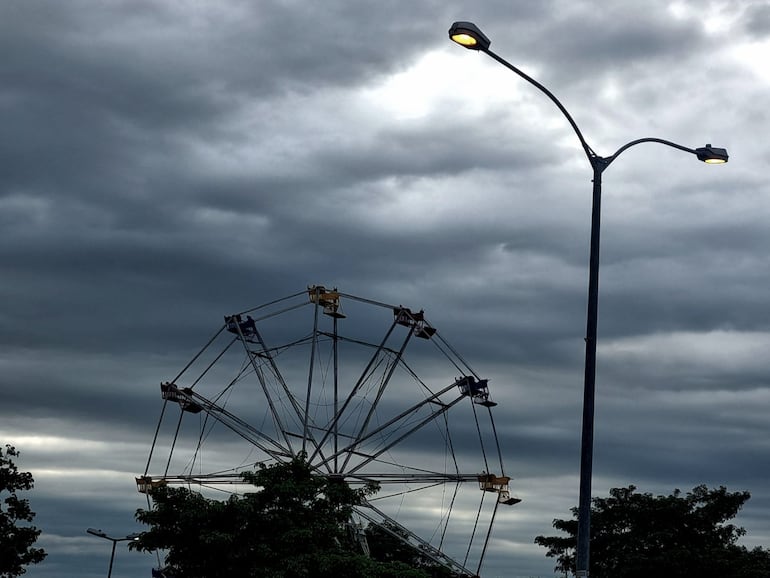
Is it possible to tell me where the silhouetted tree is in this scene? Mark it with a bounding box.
[535,484,770,578]
[0,444,46,577]
[132,454,433,578]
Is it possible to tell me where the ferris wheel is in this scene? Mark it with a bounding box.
[139,285,519,576]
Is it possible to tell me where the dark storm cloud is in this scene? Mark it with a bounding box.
[461,1,710,117]
[0,1,445,127]
[743,2,770,38]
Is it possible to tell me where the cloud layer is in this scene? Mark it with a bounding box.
[2,1,768,577]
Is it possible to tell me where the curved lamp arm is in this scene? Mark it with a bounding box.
[448,21,729,170]
[87,528,141,542]
[449,21,596,162]
[606,138,729,168]
[482,48,597,163]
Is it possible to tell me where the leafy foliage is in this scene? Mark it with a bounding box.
[0,445,46,577]
[132,454,434,578]
[535,484,770,578]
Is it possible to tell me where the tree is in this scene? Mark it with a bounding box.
[535,484,770,578]
[0,445,46,577]
[132,454,434,578]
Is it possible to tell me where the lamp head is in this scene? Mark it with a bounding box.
[449,21,491,51]
[87,528,107,538]
[695,144,728,164]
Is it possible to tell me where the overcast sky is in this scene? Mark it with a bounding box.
[2,1,769,577]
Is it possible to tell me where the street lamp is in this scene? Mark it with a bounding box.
[449,20,728,578]
[86,528,141,578]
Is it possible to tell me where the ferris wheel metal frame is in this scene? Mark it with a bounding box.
[139,285,519,576]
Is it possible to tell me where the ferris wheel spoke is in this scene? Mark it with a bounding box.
[240,325,329,466]
[307,317,400,465]
[162,383,291,461]
[340,329,414,473]
[304,292,322,454]
[344,394,466,477]
[346,472,480,485]
[318,377,465,474]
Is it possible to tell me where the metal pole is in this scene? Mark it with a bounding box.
[107,539,117,578]
[333,313,339,473]
[87,529,139,578]
[576,162,604,577]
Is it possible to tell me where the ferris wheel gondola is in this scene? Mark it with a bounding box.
[139,286,519,576]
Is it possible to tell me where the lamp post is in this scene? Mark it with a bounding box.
[449,21,728,578]
[86,528,141,578]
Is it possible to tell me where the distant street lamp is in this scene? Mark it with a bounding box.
[86,528,141,578]
[449,20,728,578]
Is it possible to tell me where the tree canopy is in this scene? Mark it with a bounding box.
[132,455,446,578]
[535,484,770,578]
[0,445,46,578]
